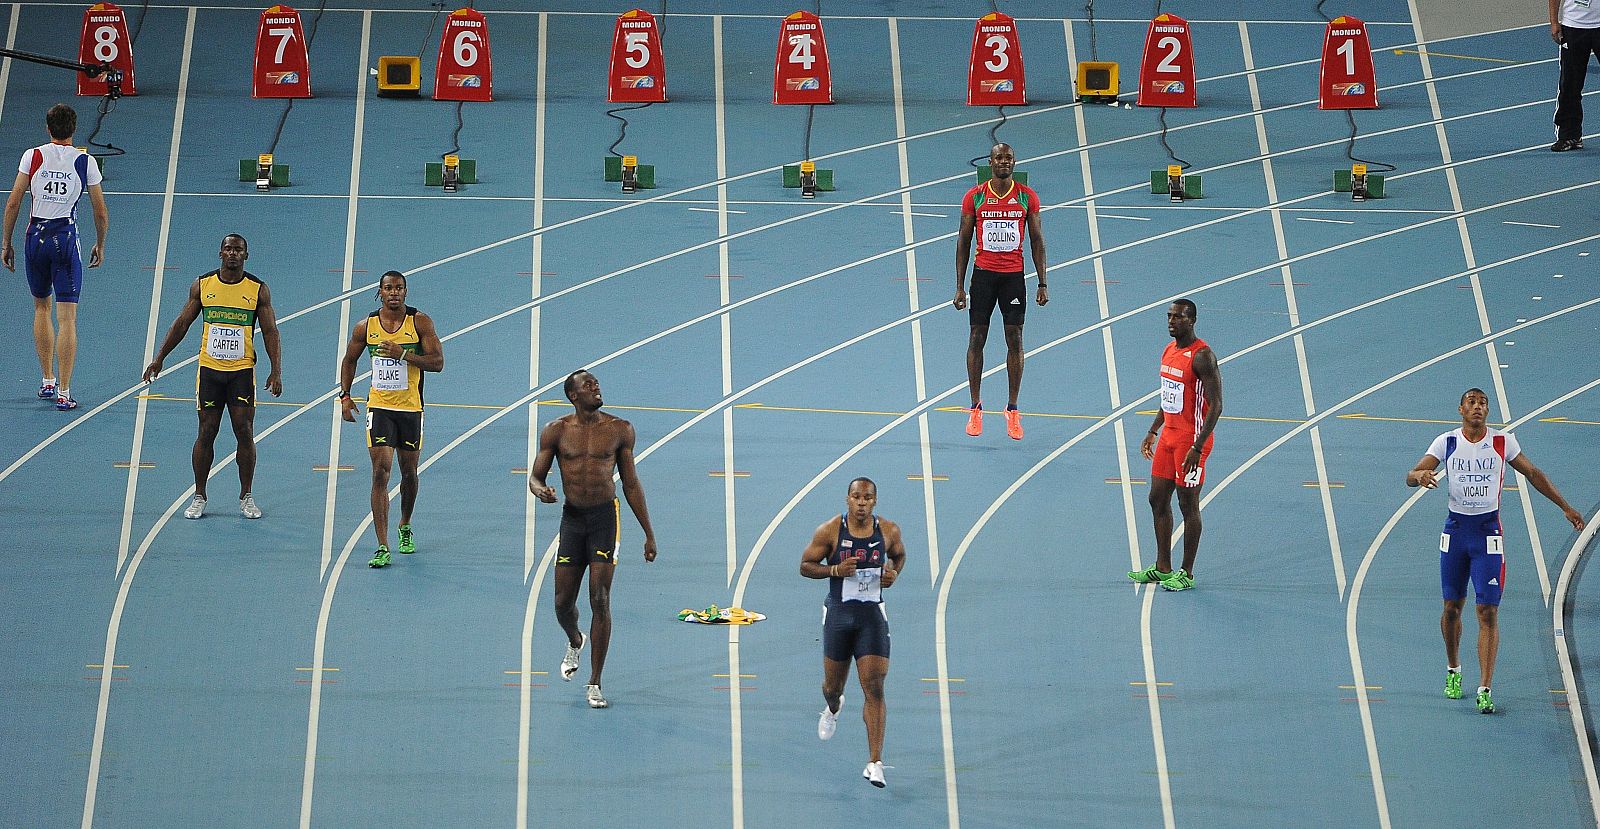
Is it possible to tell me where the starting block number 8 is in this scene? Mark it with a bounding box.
[92,25,119,62]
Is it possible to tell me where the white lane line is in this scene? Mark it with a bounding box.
[1098,213,1151,221]
[82,8,194,825]
[299,13,369,828]
[115,6,190,577]
[889,18,941,590]
[713,17,746,829]
[1065,17,1167,824]
[1296,217,1356,225]
[0,57,1572,492]
[891,16,953,822]
[0,6,18,127]
[1553,487,1600,828]
[1503,220,1560,228]
[690,205,747,214]
[515,15,548,829]
[316,16,371,581]
[1342,377,1600,829]
[1408,0,1552,606]
[891,209,946,218]
[714,15,738,592]
[523,11,548,586]
[1241,21,1347,599]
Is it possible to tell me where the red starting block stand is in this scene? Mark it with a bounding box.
[434,7,492,101]
[608,9,666,103]
[1319,16,1377,109]
[773,10,832,104]
[77,3,137,96]
[1137,13,1196,108]
[967,11,1026,106]
[253,5,311,98]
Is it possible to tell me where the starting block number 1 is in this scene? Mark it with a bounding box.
[1319,16,1378,109]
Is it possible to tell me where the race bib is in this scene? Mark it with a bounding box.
[372,356,408,391]
[1487,535,1503,554]
[981,218,1021,252]
[1160,376,1183,413]
[843,567,882,603]
[206,324,245,361]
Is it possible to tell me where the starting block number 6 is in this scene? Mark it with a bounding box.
[453,30,480,66]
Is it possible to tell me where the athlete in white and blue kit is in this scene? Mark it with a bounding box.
[801,477,906,788]
[1,104,109,411]
[1407,388,1585,714]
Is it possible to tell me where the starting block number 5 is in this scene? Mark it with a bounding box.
[624,31,650,68]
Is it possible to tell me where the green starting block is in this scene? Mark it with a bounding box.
[425,158,478,187]
[1151,167,1202,200]
[238,158,290,188]
[975,165,1027,186]
[604,155,656,189]
[1333,166,1385,199]
[782,164,834,191]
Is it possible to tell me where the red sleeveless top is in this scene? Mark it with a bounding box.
[1158,338,1210,436]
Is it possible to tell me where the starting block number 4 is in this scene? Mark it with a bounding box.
[435,7,492,101]
[78,3,137,96]
[773,11,833,104]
